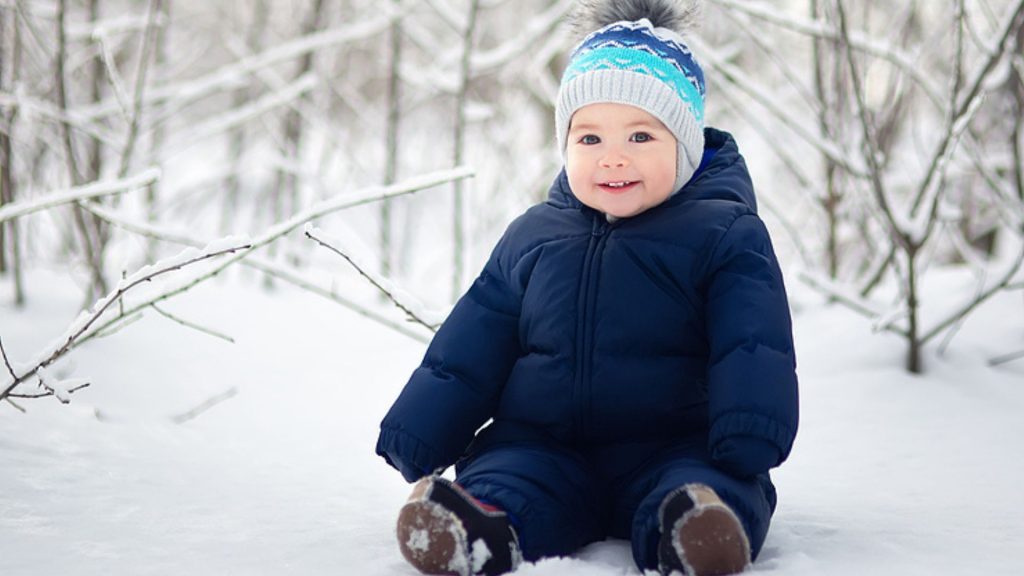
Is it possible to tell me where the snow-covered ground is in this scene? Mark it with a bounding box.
[1,265,1022,575]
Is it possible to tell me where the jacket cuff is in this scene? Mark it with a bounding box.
[709,411,795,462]
[376,425,445,482]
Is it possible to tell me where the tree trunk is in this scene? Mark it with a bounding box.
[56,0,109,301]
[272,0,326,232]
[2,11,26,305]
[224,0,267,233]
[452,0,481,301]
[381,12,402,279]
[1,7,8,275]
[905,249,922,374]
[811,0,842,280]
[87,0,103,183]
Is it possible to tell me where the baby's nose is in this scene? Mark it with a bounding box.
[599,148,629,167]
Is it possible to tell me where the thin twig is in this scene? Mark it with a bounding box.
[151,303,235,343]
[689,35,868,179]
[910,0,1024,225]
[80,202,432,343]
[0,337,18,381]
[36,374,91,404]
[305,229,438,332]
[4,398,26,413]
[990,349,1024,367]
[921,246,1024,344]
[796,268,911,338]
[9,381,91,402]
[171,387,238,424]
[118,0,164,177]
[96,33,132,120]
[77,168,469,353]
[90,312,145,339]
[0,244,250,402]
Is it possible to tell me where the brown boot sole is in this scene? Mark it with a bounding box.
[398,497,471,575]
[674,503,750,575]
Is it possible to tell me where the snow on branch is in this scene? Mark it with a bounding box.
[68,13,166,41]
[305,226,444,332]
[163,74,317,157]
[72,10,405,123]
[96,33,133,121]
[921,240,1024,345]
[422,0,468,32]
[688,36,867,178]
[77,167,470,354]
[399,0,571,93]
[796,268,898,331]
[81,204,433,344]
[0,240,252,405]
[236,166,474,258]
[711,0,947,107]
[0,167,161,225]
[471,0,573,73]
[907,0,1024,242]
[0,92,122,147]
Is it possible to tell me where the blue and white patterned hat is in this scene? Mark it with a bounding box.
[557,17,706,193]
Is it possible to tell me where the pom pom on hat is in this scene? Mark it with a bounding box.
[557,0,706,194]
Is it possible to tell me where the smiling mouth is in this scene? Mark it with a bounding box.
[599,181,638,192]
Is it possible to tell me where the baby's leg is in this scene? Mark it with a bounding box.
[620,456,774,573]
[455,442,608,562]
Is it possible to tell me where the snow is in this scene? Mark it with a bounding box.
[1,264,1023,576]
[0,167,161,225]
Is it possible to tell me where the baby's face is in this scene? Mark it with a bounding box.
[566,103,677,219]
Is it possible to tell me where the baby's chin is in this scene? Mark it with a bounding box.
[588,195,671,219]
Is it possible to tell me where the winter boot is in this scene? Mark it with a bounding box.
[396,476,521,576]
[657,483,751,576]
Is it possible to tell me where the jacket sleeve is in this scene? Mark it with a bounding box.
[704,212,799,479]
[376,237,522,482]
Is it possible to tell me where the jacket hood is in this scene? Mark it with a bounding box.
[548,127,757,214]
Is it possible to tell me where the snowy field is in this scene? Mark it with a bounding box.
[1,265,1023,576]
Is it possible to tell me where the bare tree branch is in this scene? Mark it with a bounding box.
[689,35,869,179]
[80,202,432,343]
[0,243,251,403]
[171,387,238,424]
[71,8,407,124]
[0,167,160,225]
[0,337,18,381]
[922,244,1024,344]
[117,0,164,178]
[151,303,235,344]
[305,227,440,332]
[990,349,1024,367]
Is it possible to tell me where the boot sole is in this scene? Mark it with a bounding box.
[397,495,471,576]
[658,484,751,576]
[674,503,750,575]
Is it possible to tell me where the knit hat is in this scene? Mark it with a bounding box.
[556,0,706,193]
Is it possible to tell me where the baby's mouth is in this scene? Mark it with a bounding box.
[599,181,638,193]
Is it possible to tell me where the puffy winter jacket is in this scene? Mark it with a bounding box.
[377,128,798,483]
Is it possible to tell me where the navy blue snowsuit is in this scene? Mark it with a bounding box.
[377,128,799,571]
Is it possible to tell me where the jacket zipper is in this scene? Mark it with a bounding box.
[574,216,609,441]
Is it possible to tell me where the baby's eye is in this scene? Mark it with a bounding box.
[630,132,653,143]
[579,134,600,145]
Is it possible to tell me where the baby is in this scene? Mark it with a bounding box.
[376,1,799,575]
